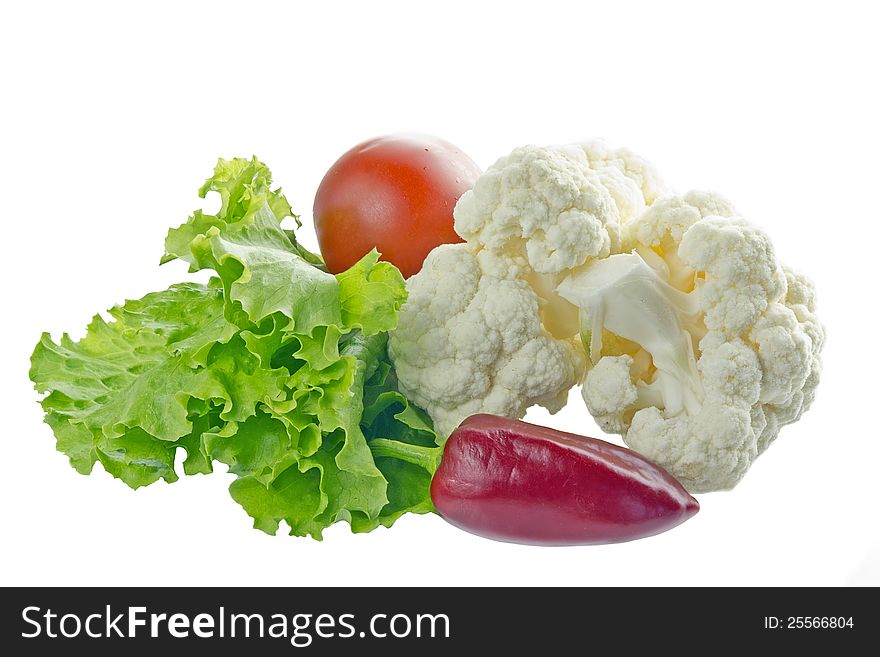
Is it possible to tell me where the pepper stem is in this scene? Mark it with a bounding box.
[368,438,442,474]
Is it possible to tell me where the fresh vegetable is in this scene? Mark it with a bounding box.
[390,142,824,492]
[389,142,665,435]
[29,157,442,538]
[313,133,481,278]
[376,414,698,546]
[558,192,825,492]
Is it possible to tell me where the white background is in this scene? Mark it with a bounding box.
[2,1,877,586]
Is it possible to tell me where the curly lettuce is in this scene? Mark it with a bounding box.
[29,157,440,539]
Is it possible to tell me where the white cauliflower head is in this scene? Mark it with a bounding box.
[391,142,664,435]
[558,192,825,492]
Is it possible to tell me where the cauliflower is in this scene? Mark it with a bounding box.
[558,192,825,492]
[391,138,825,493]
[390,143,664,435]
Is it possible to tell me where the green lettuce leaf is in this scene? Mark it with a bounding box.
[361,362,442,528]
[30,283,229,445]
[336,250,408,336]
[163,156,312,268]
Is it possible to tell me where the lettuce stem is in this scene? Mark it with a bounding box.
[368,438,442,474]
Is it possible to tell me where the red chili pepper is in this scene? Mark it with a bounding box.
[430,414,699,545]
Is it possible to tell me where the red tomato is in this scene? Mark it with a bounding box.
[313,134,481,278]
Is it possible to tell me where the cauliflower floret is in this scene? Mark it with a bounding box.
[453,145,620,273]
[389,244,585,436]
[681,216,787,334]
[582,355,638,433]
[624,190,738,250]
[579,140,669,220]
[624,190,740,291]
[559,193,825,492]
[749,305,812,405]
[759,265,825,452]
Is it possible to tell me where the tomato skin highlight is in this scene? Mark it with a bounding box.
[313,134,481,278]
[431,414,700,546]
